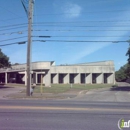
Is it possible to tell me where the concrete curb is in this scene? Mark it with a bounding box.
[78,90,88,95]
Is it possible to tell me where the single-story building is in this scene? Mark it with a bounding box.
[0,60,115,86]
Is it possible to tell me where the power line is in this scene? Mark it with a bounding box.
[0,36,27,42]
[0,5,26,23]
[0,40,128,47]
[0,26,27,32]
[0,30,27,36]
[34,9,130,16]
[0,41,26,47]
[0,38,128,48]
[0,35,129,43]
[35,35,130,38]
[21,0,28,17]
[37,40,129,43]
[0,5,22,17]
[0,16,27,22]
[34,29,130,32]
[1,17,130,27]
[0,20,130,29]
[0,23,27,29]
[1,24,130,32]
[33,20,130,24]
[32,24,130,28]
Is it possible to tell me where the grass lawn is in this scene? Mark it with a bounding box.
[33,84,114,94]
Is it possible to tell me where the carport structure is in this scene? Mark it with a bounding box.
[50,60,115,85]
[0,60,115,86]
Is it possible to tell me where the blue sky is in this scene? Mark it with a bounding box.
[0,0,130,70]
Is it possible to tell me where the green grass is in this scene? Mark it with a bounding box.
[33,84,113,94]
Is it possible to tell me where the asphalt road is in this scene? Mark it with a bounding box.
[0,82,130,130]
[0,100,130,130]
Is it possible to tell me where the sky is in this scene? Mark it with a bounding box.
[0,0,130,70]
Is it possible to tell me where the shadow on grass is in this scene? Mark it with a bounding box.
[110,86,130,91]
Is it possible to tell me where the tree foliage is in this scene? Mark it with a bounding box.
[0,49,11,68]
[12,63,19,66]
[115,64,128,81]
[126,45,130,64]
[116,43,130,81]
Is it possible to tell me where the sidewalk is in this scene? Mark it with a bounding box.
[7,92,79,100]
[0,86,24,100]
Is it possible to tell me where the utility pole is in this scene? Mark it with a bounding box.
[26,0,34,96]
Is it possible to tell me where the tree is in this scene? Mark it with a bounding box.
[126,41,130,63]
[0,49,11,68]
[126,44,130,64]
[115,64,128,81]
[115,42,130,81]
[12,63,19,66]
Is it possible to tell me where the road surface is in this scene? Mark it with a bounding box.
[0,82,130,130]
[0,100,130,130]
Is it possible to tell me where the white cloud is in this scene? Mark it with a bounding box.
[61,43,111,64]
[60,9,130,64]
[63,3,82,18]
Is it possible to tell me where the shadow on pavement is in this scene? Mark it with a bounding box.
[0,86,14,89]
[110,86,130,91]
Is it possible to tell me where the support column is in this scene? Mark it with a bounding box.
[25,71,27,86]
[102,73,104,84]
[64,73,69,84]
[96,73,104,84]
[33,73,36,84]
[5,72,7,84]
[113,73,115,85]
[107,73,113,84]
[7,73,10,83]
[53,73,59,84]
[74,73,80,84]
[90,73,92,84]
[43,74,45,84]
[36,73,37,84]
[45,70,51,87]
[85,73,92,84]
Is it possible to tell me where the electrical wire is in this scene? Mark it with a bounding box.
[0,23,27,29]
[34,29,130,32]
[34,9,130,16]
[32,20,130,24]
[0,36,27,42]
[0,26,27,32]
[0,19,130,29]
[0,41,26,47]
[1,24,130,32]
[0,39,129,47]
[0,16,27,22]
[0,35,129,43]
[34,35,130,38]
[32,24,130,28]
[0,5,21,17]
[36,40,129,43]
[0,30,27,36]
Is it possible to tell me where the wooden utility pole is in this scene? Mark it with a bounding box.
[26,0,34,96]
